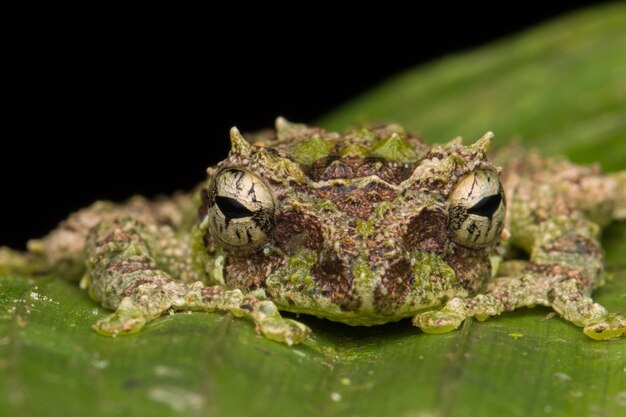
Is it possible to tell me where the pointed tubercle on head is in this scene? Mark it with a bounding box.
[275,116,290,131]
[470,131,494,157]
[275,116,308,141]
[229,126,253,157]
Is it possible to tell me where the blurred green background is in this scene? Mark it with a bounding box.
[1,4,625,417]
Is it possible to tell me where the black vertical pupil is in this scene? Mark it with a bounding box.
[215,196,254,219]
[467,194,502,218]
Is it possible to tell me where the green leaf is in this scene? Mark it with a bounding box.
[2,4,626,417]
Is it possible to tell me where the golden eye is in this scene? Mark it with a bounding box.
[208,168,275,247]
[448,170,506,249]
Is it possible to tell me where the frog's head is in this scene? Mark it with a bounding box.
[198,119,506,323]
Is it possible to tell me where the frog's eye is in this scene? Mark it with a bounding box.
[208,168,275,247]
[448,170,506,249]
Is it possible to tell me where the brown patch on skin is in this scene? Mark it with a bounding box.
[224,253,284,292]
[110,257,157,276]
[364,240,387,268]
[313,182,397,219]
[526,263,592,288]
[315,157,355,180]
[201,286,224,298]
[405,208,448,253]
[308,156,343,180]
[425,150,446,161]
[123,276,160,297]
[374,259,414,315]
[445,248,491,293]
[273,210,323,252]
[543,235,602,259]
[356,158,417,184]
[239,302,255,312]
[308,155,417,184]
[312,252,361,311]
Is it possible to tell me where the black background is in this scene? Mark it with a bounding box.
[4,2,606,248]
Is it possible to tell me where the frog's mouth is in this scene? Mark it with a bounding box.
[263,248,478,325]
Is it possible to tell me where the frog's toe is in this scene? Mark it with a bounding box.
[92,299,148,336]
[412,310,464,334]
[93,311,147,336]
[583,314,626,340]
[0,247,32,275]
[258,318,311,345]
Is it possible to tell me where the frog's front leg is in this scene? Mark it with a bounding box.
[87,216,310,345]
[414,277,625,339]
[413,213,626,340]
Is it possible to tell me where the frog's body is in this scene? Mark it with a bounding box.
[2,119,625,344]
[200,122,503,328]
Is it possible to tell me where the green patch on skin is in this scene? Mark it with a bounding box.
[355,219,375,238]
[469,131,494,157]
[339,143,369,158]
[191,222,223,286]
[489,255,503,278]
[370,133,420,162]
[373,201,393,218]
[449,154,467,167]
[254,149,308,183]
[351,259,376,312]
[314,198,339,213]
[355,127,378,141]
[351,259,375,294]
[267,249,318,289]
[411,252,458,290]
[290,134,334,165]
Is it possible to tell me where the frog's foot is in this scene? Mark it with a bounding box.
[412,306,465,334]
[91,283,312,344]
[0,247,23,275]
[245,300,311,345]
[188,286,311,345]
[583,314,626,340]
[92,297,147,336]
[256,317,311,346]
[0,246,47,276]
[547,282,625,340]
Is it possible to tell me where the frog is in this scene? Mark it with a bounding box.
[1,118,625,345]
